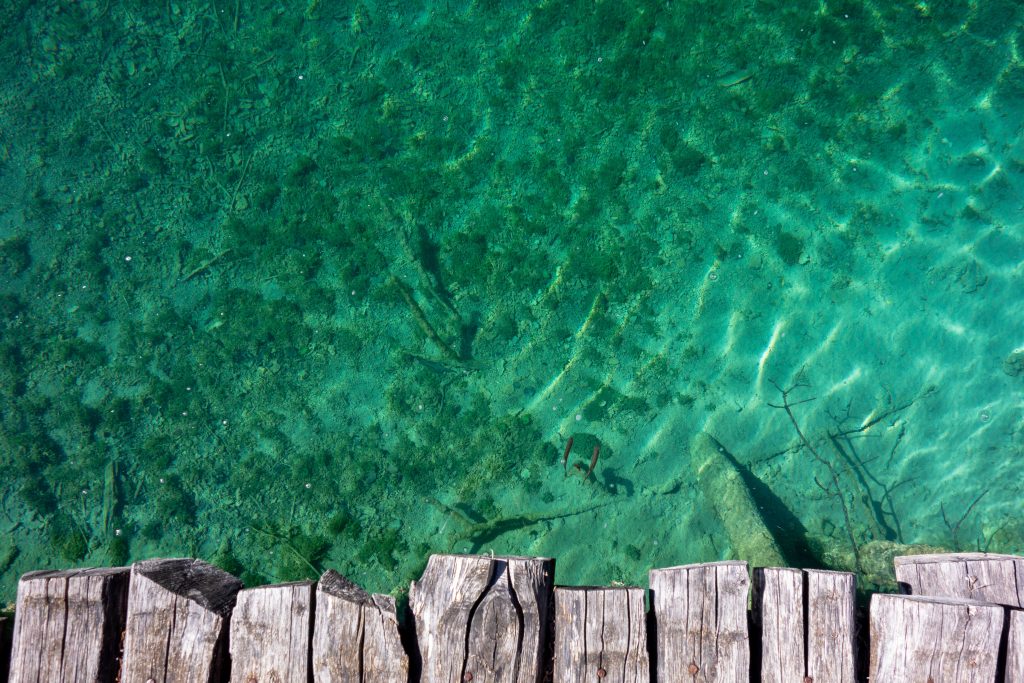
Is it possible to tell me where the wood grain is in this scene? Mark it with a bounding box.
[649,561,749,683]
[869,593,1003,683]
[230,581,314,683]
[806,569,856,683]
[8,566,129,683]
[553,587,648,682]
[119,558,242,683]
[313,569,409,682]
[410,553,553,683]
[753,568,803,683]
[894,552,1024,607]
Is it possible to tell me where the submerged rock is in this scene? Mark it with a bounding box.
[1003,348,1024,377]
[823,540,948,590]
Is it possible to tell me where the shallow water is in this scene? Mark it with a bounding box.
[1,0,1022,604]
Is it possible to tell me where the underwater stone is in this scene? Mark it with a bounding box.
[1003,348,1024,377]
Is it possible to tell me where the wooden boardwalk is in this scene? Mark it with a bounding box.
[2,552,1022,682]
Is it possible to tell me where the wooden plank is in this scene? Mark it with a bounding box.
[120,558,242,683]
[894,553,1024,607]
[649,561,749,683]
[805,570,856,683]
[8,566,129,683]
[752,568,855,683]
[752,568,803,683]
[1,615,9,683]
[553,587,648,682]
[0,614,8,683]
[1008,609,1024,683]
[869,593,1004,682]
[230,581,314,683]
[409,553,554,683]
[313,569,409,682]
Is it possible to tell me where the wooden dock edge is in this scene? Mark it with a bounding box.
[4,551,1022,682]
[0,614,10,683]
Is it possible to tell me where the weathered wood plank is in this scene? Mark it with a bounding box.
[230,581,314,683]
[869,593,1004,682]
[894,552,1024,607]
[8,566,129,683]
[313,569,409,682]
[0,614,9,683]
[1008,609,1024,683]
[120,558,242,683]
[410,553,554,683]
[553,587,648,682]
[649,561,749,683]
[1,615,9,683]
[805,570,856,683]
[752,568,803,683]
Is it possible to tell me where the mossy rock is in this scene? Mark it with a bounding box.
[671,144,707,177]
[0,236,31,278]
[824,540,948,591]
[776,231,804,266]
[48,515,88,562]
[106,535,130,566]
[153,476,196,525]
[358,527,407,572]
[210,538,244,576]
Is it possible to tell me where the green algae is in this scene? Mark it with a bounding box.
[0,0,1022,606]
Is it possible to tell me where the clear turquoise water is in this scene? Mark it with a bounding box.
[1,0,1022,605]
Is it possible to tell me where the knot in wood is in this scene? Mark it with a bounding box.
[463,673,474,682]
[804,677,814,683]
[688,662,699,675]
[597,668,607,678]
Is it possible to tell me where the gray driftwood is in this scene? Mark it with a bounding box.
[120,558,242,683]
[230,581,314,683]
[7,567,129,683]
[313,569,409,682]
[553,587,648,682]
[869,593,1004,682]
[649,561,749,683]
[410,553,554,683]
[894,552,1024,607]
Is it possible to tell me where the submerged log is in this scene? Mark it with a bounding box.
[690,433,785,569]
[649,561,749,683]
[7,567,129,683]
[553,586,648,682]
[119,558,242,683]
[313,569,409,682]
[410,554,554,683]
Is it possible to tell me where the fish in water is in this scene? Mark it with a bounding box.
[583,443,600,482]
[562,437,574,478]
